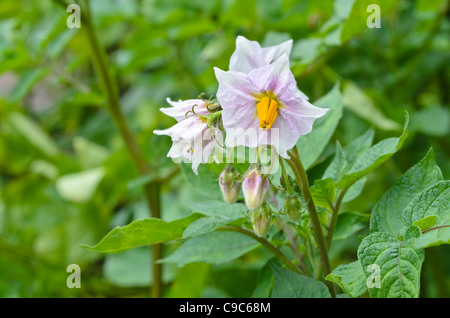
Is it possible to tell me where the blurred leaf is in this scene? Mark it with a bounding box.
[73,136,110,169]
[82,213,203,253]
[55,167,105,203]
[160,231,260,266]
[410,106,450,137]
[342,82,401,131]
[10,68,48,103]
[251,260,274,298]
[167,263,210,297]
[8,112,60,157]
[181,164,223,199]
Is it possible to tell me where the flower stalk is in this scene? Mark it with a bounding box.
[286,146,336,298]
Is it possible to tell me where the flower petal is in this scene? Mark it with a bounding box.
[160,98,209,121]
[261,39,293,64]
[229,36,265,73]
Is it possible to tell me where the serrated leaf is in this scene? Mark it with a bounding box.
[357,232,424,298]
[159,231,260,266]
[296,83,343,170]
[269,259,331,298]
[82,213,204,253]
[326,261,367,298]
[337,112,409,190]
[370,148,443,235]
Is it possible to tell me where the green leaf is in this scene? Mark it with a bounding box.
[189,201,246,219]
[181,164,222,199]
[182,215,243,239]
[10,68,48,103]
[326,261,367,298]
[311,178,336,210]
[370,148,443,235]
[357,232,424,298]
[342,82,401,131]
[334,211,369,241]
[269,259,331,298]
[82,213,204,253]
[167,263,210,298]
[159,231,260,266]
[412,215,437,231]
[251,260,274,298]
[337,112,409,190]
[411,106,450,137]
[55,167,105,203]
[341,0,399,44]
[402,181,450,249]
[296,83,343,170]
[8,112,60,157]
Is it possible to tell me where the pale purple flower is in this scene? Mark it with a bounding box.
[229,35,293,73]
[154,99,217,174]
[214,54,328,159]
[242,164,269,211]
[219,165,241,204]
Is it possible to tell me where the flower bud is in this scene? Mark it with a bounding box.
[283,194,303,221]
[251,202,272,236]
[242,164,269,211]
[219,165,241,204]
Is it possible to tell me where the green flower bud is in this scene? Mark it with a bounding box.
[251,202,272,236]
[283,194,303,221]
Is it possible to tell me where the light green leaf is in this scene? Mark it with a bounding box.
[370,148,443,235]
[159,231,260,266]
[411,106,450,137]
[311,178,336,210]
[342,82,401,131]
[82,213,204,253]
[167,263,210,298]
[55,167,105,203]
[296,83,343,170]
[73,136,110,169]
[326,261,367,298]
[342,176,367,203]
[357,232,424,298]
[412,215,437,231]
[337,112,409,190]
[9,112,60,157]
[269,259,331,298]
[189,201,246,219]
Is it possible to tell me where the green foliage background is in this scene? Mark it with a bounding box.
[0,0,448,297]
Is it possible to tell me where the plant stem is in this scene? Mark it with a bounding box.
[80,0,162,297]
[326,188,348,249]
[218,226,302,275]
[286,146,336,298]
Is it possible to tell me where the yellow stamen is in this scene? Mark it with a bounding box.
[257,97,278,130]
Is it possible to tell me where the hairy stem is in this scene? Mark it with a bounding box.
[80,0,162,298]
[218,226,302,275]
[286,146,336,298]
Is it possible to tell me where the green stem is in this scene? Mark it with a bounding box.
[326,188,348,249]
[80,0,163,298]
[286,146,336,298]
[279,158,293,194]
[218,226,302,275]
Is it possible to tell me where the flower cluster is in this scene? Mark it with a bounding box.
[154,36,328,235]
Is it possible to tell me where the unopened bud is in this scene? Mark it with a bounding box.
[284,195,303,221]
[251,202,272,236]
[219,165,241,204]
[242,164,269,211]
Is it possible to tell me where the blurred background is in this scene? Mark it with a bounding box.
[0,0,448,297]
